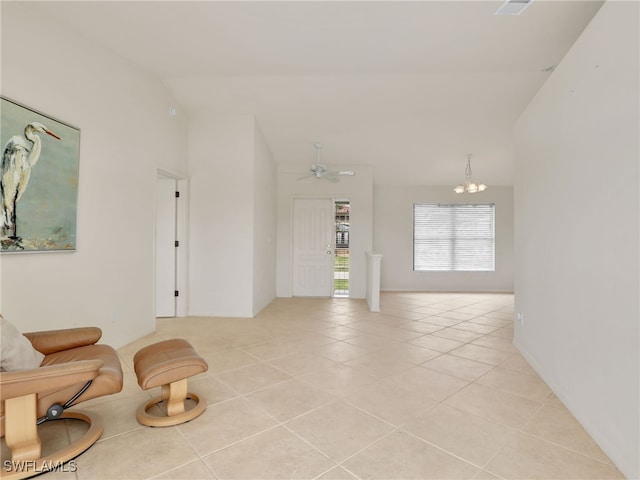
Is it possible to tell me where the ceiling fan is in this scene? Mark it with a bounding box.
[297,143,355,182]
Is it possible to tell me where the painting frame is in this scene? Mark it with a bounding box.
[1,96,80,253]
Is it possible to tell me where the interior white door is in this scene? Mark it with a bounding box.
[155,177,176,317]
[292,198,334,297]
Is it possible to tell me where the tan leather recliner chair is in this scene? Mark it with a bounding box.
[1,326,123,479]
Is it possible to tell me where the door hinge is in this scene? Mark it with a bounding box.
[174,240,179,247]
[175,191,180,198]
[174,290,179,297]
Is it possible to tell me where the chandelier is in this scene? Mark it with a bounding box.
[454,154,487,194]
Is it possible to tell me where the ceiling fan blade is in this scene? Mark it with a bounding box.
[324,172,340,182]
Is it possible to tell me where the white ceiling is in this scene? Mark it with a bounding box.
[29,0,603,186]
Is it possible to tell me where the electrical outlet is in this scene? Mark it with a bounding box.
[516,312,524,327]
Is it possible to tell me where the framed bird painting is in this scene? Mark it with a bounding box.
[0,97,80,253]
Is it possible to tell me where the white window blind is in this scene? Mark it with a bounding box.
[413,203,495,272]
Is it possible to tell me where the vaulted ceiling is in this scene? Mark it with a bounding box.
[27,1,603,186]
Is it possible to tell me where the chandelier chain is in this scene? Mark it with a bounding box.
[454,153,487,194]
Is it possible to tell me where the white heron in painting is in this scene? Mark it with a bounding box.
[1,121,61,240]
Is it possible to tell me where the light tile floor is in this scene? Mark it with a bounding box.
[2,293,625,479]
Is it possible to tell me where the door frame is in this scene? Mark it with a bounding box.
[155,168,188,317]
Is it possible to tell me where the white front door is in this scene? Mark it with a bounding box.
[292,198,334,297]
[155,177,176,317]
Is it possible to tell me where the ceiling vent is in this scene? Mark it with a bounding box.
[495,0,534,16]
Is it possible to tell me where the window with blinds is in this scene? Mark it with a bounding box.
[413,203,495,272]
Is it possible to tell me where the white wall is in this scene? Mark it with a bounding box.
[252,121,277,315]
[374,186,513,292]
[513,3,639,478]
[188,113,255,317]
[277,164,373,298]
[188,113,277,317]
[1,3,188,348]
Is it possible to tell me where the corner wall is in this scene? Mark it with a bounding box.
[374,186,514,292]
[253,121,277,315]
[188,113,254,317]
[513,3,639,478]
[187,113,277,317]
[1,3,188,348]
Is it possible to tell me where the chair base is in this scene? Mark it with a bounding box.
[136,392,206,427]
[2,410,103,480]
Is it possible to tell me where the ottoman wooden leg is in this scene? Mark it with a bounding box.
[136,379,206,427]
[163,378,187,416]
